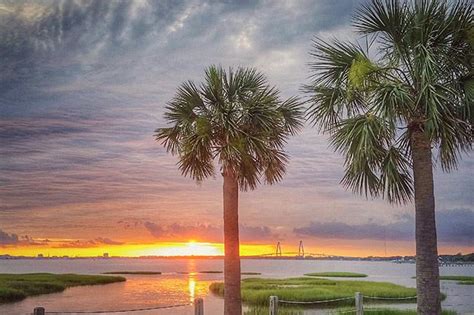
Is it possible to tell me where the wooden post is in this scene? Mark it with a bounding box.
[194,297,204,315]
[355,292,363,315]
[269,295,278,315]
[33,307,45,315]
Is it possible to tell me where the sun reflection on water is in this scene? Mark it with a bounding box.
[188,274,196,302]
[188,259,196,302]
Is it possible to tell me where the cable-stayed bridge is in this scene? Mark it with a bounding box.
[244,241,328,259]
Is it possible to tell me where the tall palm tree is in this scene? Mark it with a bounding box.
[305,1,472,314]
[156,65,303,315]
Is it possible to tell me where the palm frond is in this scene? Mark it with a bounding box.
[154,127,181,155]
[353,0,409,41]
[379,146,413,204]
[308,38,366,87]
[435,116,472,171]
[277,96,304,136]
[305,38,369,130]
[330,114,394,198]
[372,81,413,124]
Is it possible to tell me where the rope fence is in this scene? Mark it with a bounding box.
[32,292,471,314]
[364,295,417,300]
[279,296,354,304]
[270,293,422,315]
[33,299,201,315]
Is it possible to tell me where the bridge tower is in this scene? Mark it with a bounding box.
[298,240,305,258]
[276,242,282,256]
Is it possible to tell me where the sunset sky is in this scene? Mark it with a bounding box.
[0,0,472,258]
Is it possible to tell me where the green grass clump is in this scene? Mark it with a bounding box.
[102,271,162,275]
[0,273,125,303]
[440,275,474,285]
[199,271,261,275]
[210,277,417,306]
[178,271,260,275]
[305,272,367,278]
[415,275,474,285]
[242,272,262,275]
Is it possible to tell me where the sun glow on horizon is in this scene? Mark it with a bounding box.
[148,241,223,256]
[3,239,462,257]
[0,240,276,258]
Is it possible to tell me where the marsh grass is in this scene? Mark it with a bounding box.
[0,273,125,303]
[102,271,161,275]
[304,272,367,278]
[181,271,260,275]
[242,272,262,275]
[210,277,417,306]
[440,276,474,285]
[413,275,474,285]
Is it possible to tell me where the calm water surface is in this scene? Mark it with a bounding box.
[0,259,472,314]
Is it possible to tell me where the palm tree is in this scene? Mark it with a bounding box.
[305,1,472,314]
[156,65,303,315]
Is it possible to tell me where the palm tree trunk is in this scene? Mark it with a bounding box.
[411,129,441,315]
[223,170,242,315]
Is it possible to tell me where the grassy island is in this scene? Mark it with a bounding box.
[102,271,162,275]
[440,276,474,285]
[199,271,261,275]
[210,277,417,306]
[0,273,125,303]
[242,272,262,275]
[305,272,367,278]
[178,271,261,275]
[412,275,474,285]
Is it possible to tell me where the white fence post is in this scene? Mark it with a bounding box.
[33,307,45,315]
[194,297,204,315]
[355,292,363,315]
[269,295,278,315]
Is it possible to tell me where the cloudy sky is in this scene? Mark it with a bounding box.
[0,0,472,257]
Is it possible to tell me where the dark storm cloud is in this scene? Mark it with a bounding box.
[294,209,474,245]
[0,229,20,245]
[52,237,124,248]
[436,209,474,244]
[0,227,122,248]
[144,221,222,241]
[0,1,190,95]
[240,225,275,241]
[0,119,88,144]
[294,215,414,241]
[0,0,358,101]
[144,221,275,243]
[0,228,47,246]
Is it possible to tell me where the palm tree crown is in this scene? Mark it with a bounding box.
[306,0,472,204]
[156,65,303,190]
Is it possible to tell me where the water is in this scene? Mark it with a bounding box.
[0,258,472,314]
